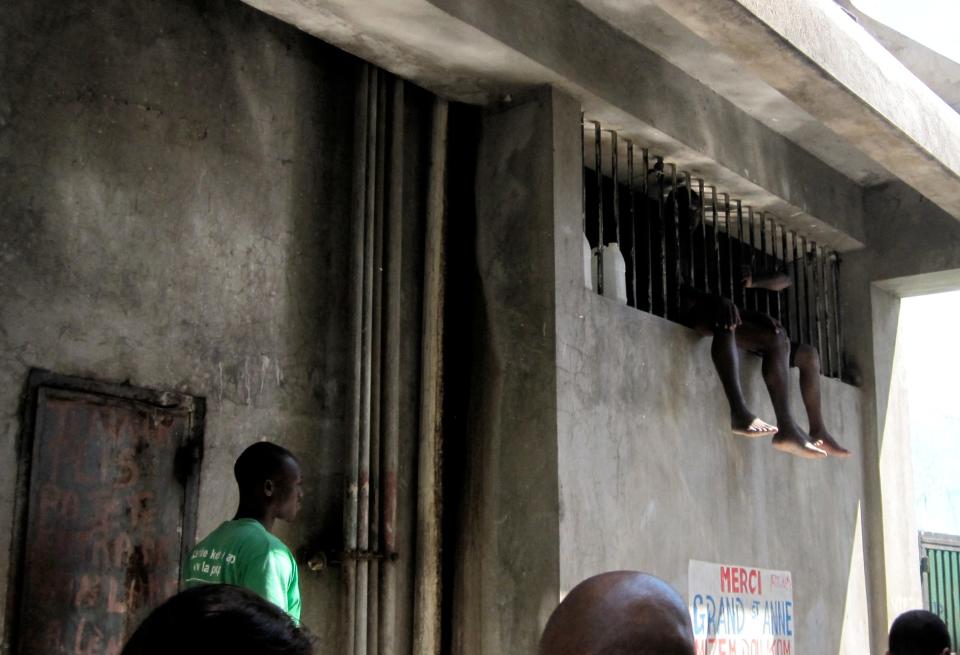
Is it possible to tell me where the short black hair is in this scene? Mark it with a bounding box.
[234,441,298,491]
[122,584,313,655]
[889,609,951,655]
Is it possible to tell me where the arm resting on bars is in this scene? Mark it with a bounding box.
[741,265,791,291]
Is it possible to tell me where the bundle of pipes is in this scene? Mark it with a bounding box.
[342,63,447,655]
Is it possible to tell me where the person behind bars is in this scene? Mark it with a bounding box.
[182,441,304,620]
[666,182,850,459]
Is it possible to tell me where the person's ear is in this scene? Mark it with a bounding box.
[264,479,274,497]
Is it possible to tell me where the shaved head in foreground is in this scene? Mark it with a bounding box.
[539,571,695,655]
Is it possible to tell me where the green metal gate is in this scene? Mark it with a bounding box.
[920,531,960,650]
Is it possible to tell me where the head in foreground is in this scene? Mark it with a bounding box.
[539,570,694,655]
[122,584,313,655]
[888,609,951,655]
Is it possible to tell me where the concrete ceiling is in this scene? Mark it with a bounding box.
[237,0,960,249]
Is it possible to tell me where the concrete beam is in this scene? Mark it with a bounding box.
[654,0,960,222]
[238,0,866,250]
[427,0,866,248]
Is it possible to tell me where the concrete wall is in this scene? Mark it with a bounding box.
[0,0,430,649]
[552,88,872,653]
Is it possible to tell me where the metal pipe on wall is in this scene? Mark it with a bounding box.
[379,77,404,655]
[413,97,448,655]
[367,71,388,655]
[356,67,380,655]
[342,62,371,655]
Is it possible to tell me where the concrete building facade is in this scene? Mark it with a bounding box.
[3,0,959,653]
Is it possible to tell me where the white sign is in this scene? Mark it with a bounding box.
[688,559,795,655]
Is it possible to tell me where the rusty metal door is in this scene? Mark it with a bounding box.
[8,370,203,655]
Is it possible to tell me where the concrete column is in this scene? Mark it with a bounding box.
[450,87,572,655]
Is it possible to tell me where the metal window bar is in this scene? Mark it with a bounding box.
[594,122,604,296]
[643,148,652,312]
[735,199,744,309]
[670,163,681,320]
[711,186,720,300]
[723,193,733,302]
[832,253,843,380]
[581,114,586,240]
[611,131,620,247]
[756,209,764,314]
[810,242,822,369]
[657,158,668,316]
[779,226,789,334]
[628,143,638,309]
[819,247,832,376]
[741,205,760,311]
[699,178,708,294]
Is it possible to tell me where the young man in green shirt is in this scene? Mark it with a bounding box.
[182,441,304,621]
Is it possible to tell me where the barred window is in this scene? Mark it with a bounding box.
[582,118,845,380]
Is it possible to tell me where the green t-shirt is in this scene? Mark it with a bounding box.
[182,519,301,621]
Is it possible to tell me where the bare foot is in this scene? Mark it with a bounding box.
[809,429,852,458]
[731,416,778,438]
[771,425,827,459]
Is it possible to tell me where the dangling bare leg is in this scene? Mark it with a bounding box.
[733,315,826,459]
[793,343,852,457]
[710,328,777,437]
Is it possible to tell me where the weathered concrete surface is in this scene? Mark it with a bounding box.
[237,0,867,252]
[0,0,362,647]
[836,0,960,114]
[451,88,563,655]
[838,182,960,650]
[548,84,872,653]
[579,0,893,188]
[656,0,960,223]
[430,0,866,251]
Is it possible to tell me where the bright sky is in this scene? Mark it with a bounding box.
[852,0,960,65]
[899,290,960,535]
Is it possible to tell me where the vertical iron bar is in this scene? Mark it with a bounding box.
[724,193,732,301]
[811,242,822,371]
[802,237,812,346]
[628,142,637,308]
[833,253,843,381]
[779,225,788,334]
[685,172,694,287]
[670,163,680,319]
[819,247,832,377]
[792,232,802,341]
[712,186,720,298]
[759,212,768,315]
[748,207,757,312]
[611,131,620,246]
[769,219,779,321]
[593,122,603,296]
[658,158,667,316]
[699,179,708,294]
[580,114,586,237]
[735,199,744,308]
[643,149,651,312]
